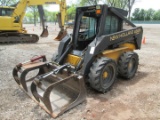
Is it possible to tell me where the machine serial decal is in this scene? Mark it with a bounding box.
[110,28,141,41]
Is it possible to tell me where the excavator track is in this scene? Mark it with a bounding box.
[0,32,39,43]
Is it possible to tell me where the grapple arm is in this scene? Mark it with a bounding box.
[12,56,86,118]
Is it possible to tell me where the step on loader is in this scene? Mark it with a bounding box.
[13,5,143,118]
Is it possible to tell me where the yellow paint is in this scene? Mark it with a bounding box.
[0,0,66,33]
[0,6,15,9]
[102,43,136,61]
[65,54,81,66]
[119,43,136,50]
[103,71,108,79]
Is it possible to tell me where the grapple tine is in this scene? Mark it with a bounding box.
[31,81,41,102]
[12,60,86,118]
[12,67,21,85]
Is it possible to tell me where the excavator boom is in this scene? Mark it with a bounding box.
[0,0,66,43]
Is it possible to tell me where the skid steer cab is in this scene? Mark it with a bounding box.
[13,5,143,118]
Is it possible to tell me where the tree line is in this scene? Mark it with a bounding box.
[24,7,58,24]
[0,0,136,24]
[2,0,159,25]
[132,8,160,21]
[66,0,136,22]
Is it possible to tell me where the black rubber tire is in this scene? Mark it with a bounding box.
[88,57,117,93]
[118,52,139,79]
[51,52,58,62]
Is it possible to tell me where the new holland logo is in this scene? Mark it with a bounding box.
[110,28,142,41]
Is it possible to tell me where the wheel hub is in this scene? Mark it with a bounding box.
[103,71,108,79]
[128,58,135,73]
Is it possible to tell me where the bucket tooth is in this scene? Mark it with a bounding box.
[12,61,86,118]
[40,26,49,37]
[54,30,67,41]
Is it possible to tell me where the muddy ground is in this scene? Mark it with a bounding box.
[0,24,160,120]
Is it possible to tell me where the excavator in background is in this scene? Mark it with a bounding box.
[0,0,66,43]
[13,5,143,118]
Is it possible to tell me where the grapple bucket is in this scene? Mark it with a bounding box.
[54,30,67,41]
[12,57,86,118]
[40,26,49,37]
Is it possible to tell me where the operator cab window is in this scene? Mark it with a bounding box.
[0,8,13,16]
[104,14,119,35]
[76,8,101,50]
[76,15,98,50]
[78,16,97,41]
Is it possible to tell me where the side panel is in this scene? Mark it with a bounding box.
[81,27,143,75]
[0,16,20,31]
[102,43,135,61]
[58,35,71,57]
[65,54,81,66]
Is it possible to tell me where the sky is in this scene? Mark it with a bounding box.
[45,0,74,12]
[132,0,160,11]
[46,0,160,13]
